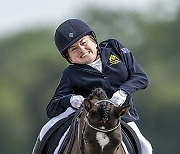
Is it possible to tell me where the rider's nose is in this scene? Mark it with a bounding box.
[78,45,85,53]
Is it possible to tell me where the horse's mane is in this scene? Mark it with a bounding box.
[90,88,110,123]
[90,88,108,100]
[100,103,110,123]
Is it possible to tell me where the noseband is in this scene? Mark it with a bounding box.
[85,118,120,133]
[85,99,121,133]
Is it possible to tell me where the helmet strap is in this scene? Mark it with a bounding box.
[93,44,101,62]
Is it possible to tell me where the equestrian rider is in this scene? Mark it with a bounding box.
[46,19,153,154]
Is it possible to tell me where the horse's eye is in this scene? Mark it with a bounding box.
[84,140,88,144]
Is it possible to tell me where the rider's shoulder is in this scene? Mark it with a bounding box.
[99,38,123,48]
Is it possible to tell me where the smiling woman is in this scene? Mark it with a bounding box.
[67,35,98,64]
[44,18,152,154]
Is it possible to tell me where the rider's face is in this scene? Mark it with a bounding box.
[67,35,98,64]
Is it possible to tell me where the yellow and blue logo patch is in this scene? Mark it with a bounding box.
[108,54,121,66]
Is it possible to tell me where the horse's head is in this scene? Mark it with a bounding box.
[84,88,130,126]
[83,88,130,154]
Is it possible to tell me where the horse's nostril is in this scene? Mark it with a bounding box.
[103,118,108,123]
[116,145,120,151]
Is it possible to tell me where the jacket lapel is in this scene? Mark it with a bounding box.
[101,47,111,71]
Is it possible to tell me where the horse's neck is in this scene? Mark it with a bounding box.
[69,108,87,154]
[116,146,126,154]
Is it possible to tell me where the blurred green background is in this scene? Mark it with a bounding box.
[0,1,180,154]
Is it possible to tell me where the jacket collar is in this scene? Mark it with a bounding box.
[100,47,111,70]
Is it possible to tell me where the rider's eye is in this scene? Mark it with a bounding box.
[71,47,77,52]
[81,41,87,45]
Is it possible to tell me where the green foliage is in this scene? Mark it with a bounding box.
[0,29,67,154]
[0,7,180,154]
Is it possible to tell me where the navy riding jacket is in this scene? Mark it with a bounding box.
[46,39,149,122]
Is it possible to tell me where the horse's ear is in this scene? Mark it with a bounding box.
[84,98,93,113]
[114,104,130,118]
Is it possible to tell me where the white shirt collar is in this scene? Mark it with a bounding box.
[88,58,102,72]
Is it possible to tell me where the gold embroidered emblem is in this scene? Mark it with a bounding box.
[109,55,121,66]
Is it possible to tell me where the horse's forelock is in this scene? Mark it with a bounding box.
[92,88,108,100]
[100,102,111,123]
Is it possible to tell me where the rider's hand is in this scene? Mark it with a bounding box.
[70,95,85,109]
[110,90,127,106]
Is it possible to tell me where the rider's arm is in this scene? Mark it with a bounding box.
[46,74,73,118]
[109,39,149,96]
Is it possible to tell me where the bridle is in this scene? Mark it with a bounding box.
[85,117,120,133]
[85,99,121,133]
[79,99,122,154]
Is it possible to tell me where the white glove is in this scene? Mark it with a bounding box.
[110,89,127,106]
[70,95,85,109]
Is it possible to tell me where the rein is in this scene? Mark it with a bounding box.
[85,117,121,133]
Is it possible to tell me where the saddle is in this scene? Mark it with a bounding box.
[33,107,141,154]
[121,120,142,154]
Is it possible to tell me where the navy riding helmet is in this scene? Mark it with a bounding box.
[54,19,96,59]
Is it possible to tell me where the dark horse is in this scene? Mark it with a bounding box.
[32,88,141,154]
[82,88,130,154]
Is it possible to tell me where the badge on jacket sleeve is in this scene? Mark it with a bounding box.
[121,48,130,54]
[108,55,121,66]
